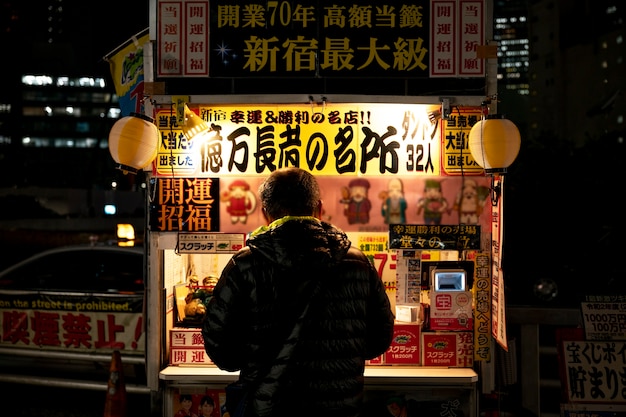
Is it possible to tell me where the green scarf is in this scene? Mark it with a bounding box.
[248,216,321,238]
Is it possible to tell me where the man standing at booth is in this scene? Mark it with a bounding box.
[202,167,394,417]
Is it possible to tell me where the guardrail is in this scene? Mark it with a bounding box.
[0,373,150,394]
[506,306,582,417]
[0,347,150,394]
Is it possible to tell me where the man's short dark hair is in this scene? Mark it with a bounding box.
[259,167,321,219]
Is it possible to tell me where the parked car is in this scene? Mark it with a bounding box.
[0,244,148,393]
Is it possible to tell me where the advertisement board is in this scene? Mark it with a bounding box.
[0,291,144,355]
[156,0,486,79]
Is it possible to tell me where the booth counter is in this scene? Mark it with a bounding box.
[160,365,478,416]
[159,364,478,385]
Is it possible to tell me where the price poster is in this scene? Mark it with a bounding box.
[581,301,626,341]
[561,340,626,404]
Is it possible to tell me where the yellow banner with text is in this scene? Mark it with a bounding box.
[153,103,484,177]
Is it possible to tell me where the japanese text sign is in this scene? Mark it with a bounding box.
[153,102,483,177]
[562,340,626,404]
[389,224,481,250]
[0,292,144,355]
[473,251,492,362]
[430,0,485,77]
[422,331,474,367]
[441,108,484,175]
[156,0,485,78]
[581,301,626,341]
[176,232,245,253]
[158,0,210,77]
[150,178,220,232]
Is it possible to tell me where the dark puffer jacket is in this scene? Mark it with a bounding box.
[202,217,394,417]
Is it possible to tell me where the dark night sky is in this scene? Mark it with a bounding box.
[2,0,150,78]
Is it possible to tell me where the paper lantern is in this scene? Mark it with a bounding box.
[108,112,159,174]
[468,114,521,174]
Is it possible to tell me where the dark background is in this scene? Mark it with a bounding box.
[0,0,625,309]
[0,2,624,417]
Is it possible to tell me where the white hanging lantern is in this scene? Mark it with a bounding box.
[108,112,159,175]
[468,114,521,174]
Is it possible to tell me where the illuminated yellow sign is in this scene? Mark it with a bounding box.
[441,108,484,175]
[155,103,452,177]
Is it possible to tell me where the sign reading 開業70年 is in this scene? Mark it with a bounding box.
[389,224,481,250]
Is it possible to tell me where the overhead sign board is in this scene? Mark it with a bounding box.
[156,0,486,78]
[153,102,485,177]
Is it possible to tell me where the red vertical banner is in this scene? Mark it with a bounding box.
[430,0,457,77]
[184,1,209,76]
[491,174,508,350]
[158,1,183,76]
[431,0,485,78]
[459,0,484,76]
[158,0,210,77]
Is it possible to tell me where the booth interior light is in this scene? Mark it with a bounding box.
[182,104,211,141]
[117,223,136,247]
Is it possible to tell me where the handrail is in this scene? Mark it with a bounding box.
[506,306,581,325]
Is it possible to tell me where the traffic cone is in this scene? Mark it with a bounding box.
[104,350,127,417]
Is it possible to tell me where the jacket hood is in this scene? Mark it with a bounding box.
[247,216,351,268]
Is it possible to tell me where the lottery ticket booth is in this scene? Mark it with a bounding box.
[142,94,501,417]
[132,1,506,416]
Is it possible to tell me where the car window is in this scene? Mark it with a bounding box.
[0,249,144,293]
